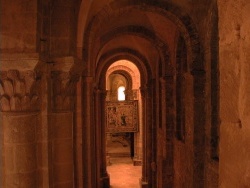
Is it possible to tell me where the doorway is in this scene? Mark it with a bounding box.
[105,60,142,188]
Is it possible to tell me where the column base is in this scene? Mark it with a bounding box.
[140,178,148,188]
[106,155,111,166]
[133,159,142,166]
[100,173,110,188]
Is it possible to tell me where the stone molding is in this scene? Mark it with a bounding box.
[0,53,40,71]
[0,69,41,112]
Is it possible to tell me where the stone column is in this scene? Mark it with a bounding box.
[140,84,153,188]
[82,76,97,188]
[132,89,143,166]
[49,57,81,188]
[0,68,41,188]
[163,73,175,187]
[94,88,110,188]
[156,77,167,188]
[74,78,83,187]
[191,69,206,187]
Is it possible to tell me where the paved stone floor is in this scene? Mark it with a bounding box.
[107,157,142,188]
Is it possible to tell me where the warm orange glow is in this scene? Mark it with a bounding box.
[118,86,125,101]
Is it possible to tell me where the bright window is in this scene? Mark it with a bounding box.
[118,86,125,101]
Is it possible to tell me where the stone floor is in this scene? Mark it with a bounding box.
[107,157,142,188]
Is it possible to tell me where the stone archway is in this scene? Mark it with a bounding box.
[95,51,153,187]
[78,1,205,188]
[106,60,142,163]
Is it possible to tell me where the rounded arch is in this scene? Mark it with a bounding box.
[95,48,152,90]
[78,1,206,187]
[107,70,133,91]
[107,63,140,90]
[96,25,171,76]
[81,1,203,73]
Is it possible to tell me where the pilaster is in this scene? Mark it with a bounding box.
[94,88,110,188]
[139,83,155,188]
[81,76,97,188]
[163,72,175,188]
[49,56,81,187]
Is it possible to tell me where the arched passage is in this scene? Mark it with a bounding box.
[105,60,142,187]
[78,1,205,188]
[95,51,153,187]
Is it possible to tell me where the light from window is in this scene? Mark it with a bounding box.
[118,86,125,101]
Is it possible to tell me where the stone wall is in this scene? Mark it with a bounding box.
[218,0,250,187]
[49,0,77,57]
[0,0,38,53]
[171,0,219,187]
[0,1,81,185]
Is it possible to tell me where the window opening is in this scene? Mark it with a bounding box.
[118,86,125,101]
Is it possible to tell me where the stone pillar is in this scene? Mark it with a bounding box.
[156,77,167,188]
[133,89,142,166]
[49,57,81,188]
[74,78,83,187]
[191,69,206,187]
[0,68,41,188]
[163,73,175,187]
[140,84,153,188]
[94,88,110,188]
[124,89,142,165]
[82,76,97,188]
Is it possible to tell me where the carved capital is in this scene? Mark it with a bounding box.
[51,71,79,111]
[51,56,84,75]
[0,70,41,112]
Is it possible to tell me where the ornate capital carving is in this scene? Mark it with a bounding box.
[51,71,80,111]
[0,70,41,112]
[50,56,83,112]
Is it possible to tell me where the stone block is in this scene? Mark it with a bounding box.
[3,145,14,173]
[53,163,73,183]
[50,38,71,56]
[3,114,38,144]
[19,172,37,188]
[15,144,36,173]
[37,142,48,168]
[52,139,73,163]
[51,20,70,37]
[36,121,47,142]
[4,173,19,188]
[37,168,49,188]
[5,172,36,188]
[54,181,74,188]
[219,121,250,187]
[23,34,36,49]
[50,112,73,139]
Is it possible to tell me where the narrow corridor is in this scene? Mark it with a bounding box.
[107,157,142,188]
